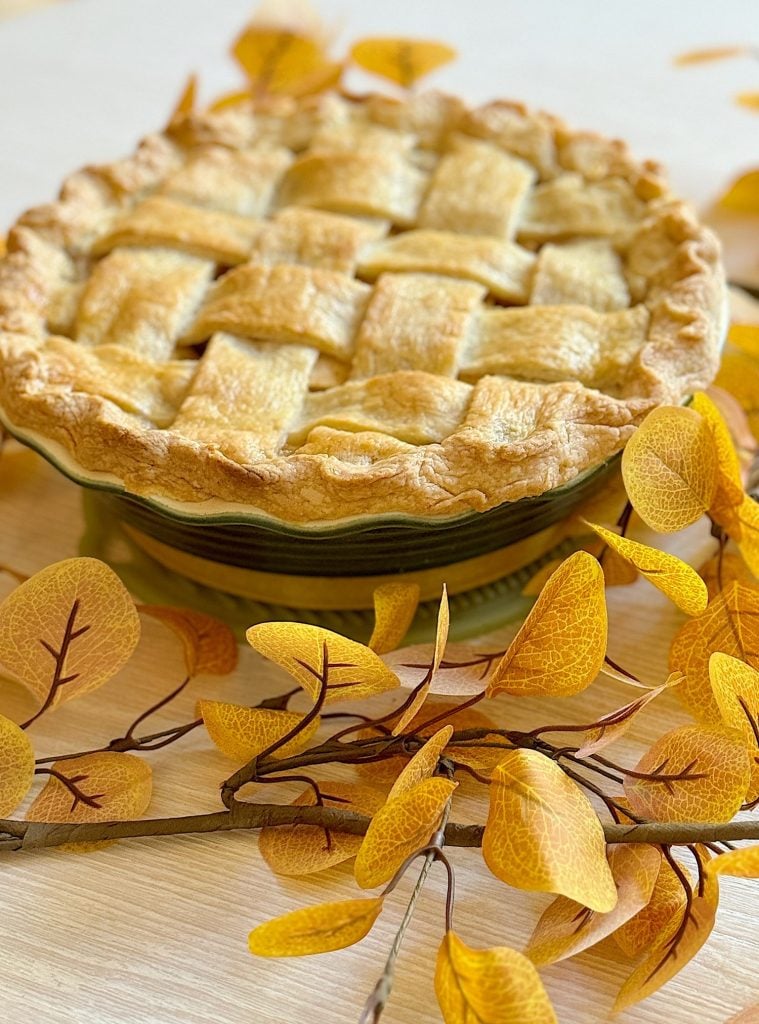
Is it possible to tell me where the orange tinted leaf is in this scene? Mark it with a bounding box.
[436,930,557,1024]
[167,73,197,127]
[258,782,386,876]
[729,324,759,358]
[248,897,383,957]
[487,551,606,698]
[232,28,328,94]
[483,750,617,912]
[614,851,718,1011]
[246,622,398,703]
[586,522,707,615]
[709,652,759,801]
[574,675,680,757]
[368,581,420,654]
[526,844,661,965]
[736,92,759,111]
[674,46,747,65]
[716,351,759,441]
[350,37,456,88]
[705,845,759,878]
[622,406,717,532]
[392,587,448,733]
[698,551,755,601]
[354,777,457,889]
[624,723,750,822]
[388,726,453,800]
[140,606,237,676]
[614,855,690,958]
[26,752,152,851]
[670,581,759,721]
[0,558,140,714]
[284,59,343,98]
[0,713,34,815]
[198,700,319,762]
[602,546,639,587]
[208,89,252,112]
[719,170,759,214]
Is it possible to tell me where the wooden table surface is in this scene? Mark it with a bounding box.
[1,1,758,1020]
[1,448,758,1024]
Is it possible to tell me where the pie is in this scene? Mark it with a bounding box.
[0,91,725,524]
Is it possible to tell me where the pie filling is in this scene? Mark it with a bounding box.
[0,91,724,523]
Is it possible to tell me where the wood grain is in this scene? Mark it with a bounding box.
[0,446,757,1023]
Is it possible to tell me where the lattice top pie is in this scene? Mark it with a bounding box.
[0,91,724,523]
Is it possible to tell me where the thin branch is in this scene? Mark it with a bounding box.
[0,806,757,854]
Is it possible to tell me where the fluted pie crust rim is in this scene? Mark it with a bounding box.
[0,91,724,524]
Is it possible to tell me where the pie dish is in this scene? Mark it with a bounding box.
[0,90,724,529]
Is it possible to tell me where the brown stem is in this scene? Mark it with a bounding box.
[0,807,757,854]
[22,599,90,729]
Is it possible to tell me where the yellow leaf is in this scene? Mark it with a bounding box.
[705,845,759,878]
[586,522,708,615]
[614,850,719,1011]
[207,89,252,113]
[232,27,331,95]
[350,37,456,89]
[198,700,319,763]
[26,752,152,852]
[140,606,237,676]
[691,391,744,533]
[614,855,690,958]
[574,675,680,758]
[358,700,506,781]
[368,581,420,654]
[388,726,454,801]
[621,406,717,532]
[248,897,383,957]
[602,546,640,588]
[435,930,557,1024]
[729,323,759,360]
[674,46,748,65]
[384,640,497,697]
[0,558,140,717]
[245,622,399,704]
[736,91,759,111]
[624,723,750,822]
[258,782,386,876]
[0,713,35,815]
[698,551,755,601]
[392,586,448,734]
[522,559,562,597]
[719,169,759,215]
[734,495,759,577]
[354,777,457,889]
[670,581,759,721]
[482,750,617,912]
[716,351,759,441]
[166,73,197,127]
[709,652,759,802]
[705,384,758,458]
[487,551,606,698]
[526,844,661,966]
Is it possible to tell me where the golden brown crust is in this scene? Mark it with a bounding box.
[0,91,724,524]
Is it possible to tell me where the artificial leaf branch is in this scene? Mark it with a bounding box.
[1,393,759,1021]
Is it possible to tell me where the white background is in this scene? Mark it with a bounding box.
[0,0,757,229]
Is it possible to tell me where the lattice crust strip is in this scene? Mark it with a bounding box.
[0,90,724,521]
